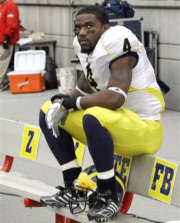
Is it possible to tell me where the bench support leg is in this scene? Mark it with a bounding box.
[120,192,134,214]
[65,218,79,223]
[0,155,14,172]
[56,214,65,223]
[24,199,79,223]
[24,198,44,207]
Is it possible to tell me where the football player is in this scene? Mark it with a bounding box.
[39,5,165,222]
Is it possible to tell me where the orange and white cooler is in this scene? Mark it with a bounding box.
[8,50,46,94]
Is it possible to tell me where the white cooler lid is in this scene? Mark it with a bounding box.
[14,50,46,72]
[8,70,45,75]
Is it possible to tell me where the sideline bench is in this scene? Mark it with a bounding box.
[0,117,180,223]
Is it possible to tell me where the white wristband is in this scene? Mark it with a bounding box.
[108,87,127,100]
[76,96,82,109]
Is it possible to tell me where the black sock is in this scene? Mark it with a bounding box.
[63,167,82,188]
[97,177,124,201]
[97,177,116,193]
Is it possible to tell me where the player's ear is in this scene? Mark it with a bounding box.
[103,23,110,31]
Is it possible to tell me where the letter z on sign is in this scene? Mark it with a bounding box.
[20,125,40,161]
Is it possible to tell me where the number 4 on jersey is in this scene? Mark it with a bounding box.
[123,38,131,52]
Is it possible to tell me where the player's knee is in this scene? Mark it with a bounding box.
[40,100,51,115]
[83,114,100,133]
[83,114,94,129]
[83,106,105,127]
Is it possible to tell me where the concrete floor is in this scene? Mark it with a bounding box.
[0,89,180,223]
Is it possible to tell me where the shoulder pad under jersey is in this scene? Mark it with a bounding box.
[96,26,140,61]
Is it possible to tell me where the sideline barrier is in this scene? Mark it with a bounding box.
[0,117,180,222]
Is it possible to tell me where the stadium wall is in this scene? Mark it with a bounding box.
[15,0,180,111]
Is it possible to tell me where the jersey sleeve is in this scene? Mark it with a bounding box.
[100,26,140,66]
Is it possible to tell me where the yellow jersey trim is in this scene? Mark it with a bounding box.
[129,86,165,112]
[41,100,51,114]
[136,37,140,52]
[100,38,114,60]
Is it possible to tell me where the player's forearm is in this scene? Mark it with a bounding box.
[80,89,125,110]
[67,88,84,98]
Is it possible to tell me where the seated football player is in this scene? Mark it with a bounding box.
[39,5,165,222]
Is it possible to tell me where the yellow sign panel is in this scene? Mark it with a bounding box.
[149,158,177,204]
[20,125,40,160]
[73,138,86,167]
[114,154,132,189]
